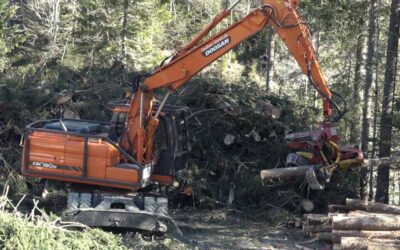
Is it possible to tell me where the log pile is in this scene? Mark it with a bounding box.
[303,198,400,250]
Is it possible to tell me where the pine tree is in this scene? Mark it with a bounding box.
[376,0,400,203]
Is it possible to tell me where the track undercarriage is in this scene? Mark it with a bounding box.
[63,186,182,237]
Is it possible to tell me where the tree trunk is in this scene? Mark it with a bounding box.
[371,0,381,159]
[349,17,365,146]
[370,0,382,200]
[376,0,400,204]
[361,0,377,157]
[360,0,377,201]
[121,0,129,63]
[265,26,275,92]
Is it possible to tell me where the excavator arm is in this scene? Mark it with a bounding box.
[120,0,335,165]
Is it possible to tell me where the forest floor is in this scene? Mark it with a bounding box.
[168,209,327,250]
[121,208,327,249]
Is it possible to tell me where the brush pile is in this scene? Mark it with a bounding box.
[173,79,361,215]
[303,198,400,249]
[172,79,313,212]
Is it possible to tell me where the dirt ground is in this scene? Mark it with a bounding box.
[171,209,330,250]
[10,179,332,249]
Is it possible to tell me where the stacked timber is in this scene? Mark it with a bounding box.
[302,198,400,250]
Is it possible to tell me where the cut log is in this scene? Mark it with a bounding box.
[260,156,400,181]
[303,223,332,234]
[364,156,400,167]
[328,213,349,222]
[345,210,373,217]
[224,134,235,146]
[260,165,320,180]
[255,99,282,119]
[301,199,314,212]
[208,94,241,116]
[329,205,350,213]
[332,213,400,230]
[332,230,400,243]
[316,232,332,243]
[304,214,330,225]
[346,198,400,214]
[341,237,400,250]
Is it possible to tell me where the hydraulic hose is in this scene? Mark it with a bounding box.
[262,4,348,123]
[261,4,305,29]
[307,73,348,123]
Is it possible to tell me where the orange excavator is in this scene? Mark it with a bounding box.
[21,0,363,235]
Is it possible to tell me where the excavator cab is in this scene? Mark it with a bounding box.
[109,103,190,184]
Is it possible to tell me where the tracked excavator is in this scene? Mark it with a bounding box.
[21,0,363,235]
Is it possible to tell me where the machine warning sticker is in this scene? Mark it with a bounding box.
[202,34,231,57]
[142,164,152,181]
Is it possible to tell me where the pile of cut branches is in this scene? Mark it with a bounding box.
[171,78,360,216]
[172,79,311,213]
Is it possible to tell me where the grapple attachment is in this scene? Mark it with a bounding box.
[285,123,363,189]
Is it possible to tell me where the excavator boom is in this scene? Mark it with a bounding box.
[120,0,339,167]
